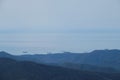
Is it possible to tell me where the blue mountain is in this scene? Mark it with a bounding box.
[0,49,120,72]
[1,58,120,80]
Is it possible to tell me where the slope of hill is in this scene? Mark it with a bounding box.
[51,63,119,73]
[0,49,120,72]
[17,49,120,70]
[0,51,13,58]
[1,58,118,80]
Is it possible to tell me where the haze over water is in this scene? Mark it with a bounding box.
[0,0,120,55]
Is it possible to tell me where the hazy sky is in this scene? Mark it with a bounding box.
[0,0,120,55]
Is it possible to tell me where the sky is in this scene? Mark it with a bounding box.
[0,0,120,55]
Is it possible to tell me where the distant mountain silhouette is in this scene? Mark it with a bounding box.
[0,58,120,80]
[0,51,12,57]
[0,49,120,73]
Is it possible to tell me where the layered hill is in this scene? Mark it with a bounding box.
[0,58,118,80]
[0,49,120,72]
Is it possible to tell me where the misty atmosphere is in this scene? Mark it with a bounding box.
[0,0,120,80]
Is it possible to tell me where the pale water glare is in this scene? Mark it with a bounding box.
[0,0,120,55]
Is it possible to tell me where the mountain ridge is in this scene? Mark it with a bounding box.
[1,57,118,80]
[0,49,120,72]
